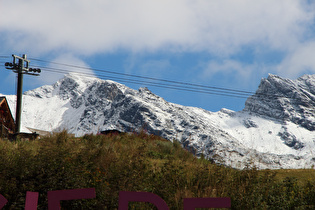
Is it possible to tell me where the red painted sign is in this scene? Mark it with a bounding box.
[0,188,231,209]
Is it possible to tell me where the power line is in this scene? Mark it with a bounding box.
[37,66,251,99]
[29,58,255,95]
[30,59,312,102]
[36,65,315,104]
[3,56,315,103]
[6,58,255,98]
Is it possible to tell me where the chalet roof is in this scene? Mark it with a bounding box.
[0,97,6,104]
[0,96,15,136]
[0,96,15,120]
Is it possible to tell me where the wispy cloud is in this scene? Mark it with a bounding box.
[1,0,315,88]
[32,54,94,86]
[201,59,263,87]
[1,0,313,55]
[276,41,315,78]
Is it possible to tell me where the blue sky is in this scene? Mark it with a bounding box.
[1,0,315,112]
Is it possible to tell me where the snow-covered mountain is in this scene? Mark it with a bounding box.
[2,73,315,169]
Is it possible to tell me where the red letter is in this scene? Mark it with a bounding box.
[47,188,96,210]
[118,191,169,210]
[183,197,231,209]
[25,191,39,210]
[0,194,8,209]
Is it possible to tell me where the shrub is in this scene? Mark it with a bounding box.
[0,132,314,209]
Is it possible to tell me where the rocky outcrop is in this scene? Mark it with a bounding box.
[244,74,315,131]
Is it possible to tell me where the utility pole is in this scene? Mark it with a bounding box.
[5,54,41,133]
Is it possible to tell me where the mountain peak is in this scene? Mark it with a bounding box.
[6,73,314,169]
[244,74,315,130]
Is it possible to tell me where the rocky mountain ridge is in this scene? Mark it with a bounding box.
[244,74,315,131]
[2,73,315,169]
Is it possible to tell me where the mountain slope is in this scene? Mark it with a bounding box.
[244,74,315,131]
[2,73,315,169]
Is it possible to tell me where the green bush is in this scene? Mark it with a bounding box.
[0,132,314,209]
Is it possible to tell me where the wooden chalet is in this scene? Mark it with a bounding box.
[0,97,15,138]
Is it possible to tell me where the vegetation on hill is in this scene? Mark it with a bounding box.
[0,131,314,209]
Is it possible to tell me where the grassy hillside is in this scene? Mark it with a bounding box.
[0,131,314,209]
[272,169,315,185]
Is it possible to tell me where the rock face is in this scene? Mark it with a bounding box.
[244,74,315,131]
[3,73,315,169]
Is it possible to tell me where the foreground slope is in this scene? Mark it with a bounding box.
[1,132,314,209]
[2,73,315,169]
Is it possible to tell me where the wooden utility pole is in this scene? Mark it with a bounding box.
[5,54,41,133]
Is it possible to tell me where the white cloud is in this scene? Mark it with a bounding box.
[276,41,315,78]
[33,54,94,86]
[1,0,315,85]
[202,59,257,83]
[140,59,171,73]
[0,0,314,56]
